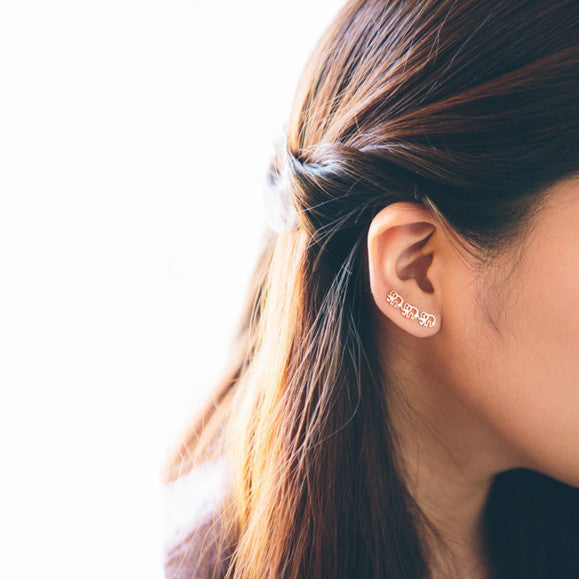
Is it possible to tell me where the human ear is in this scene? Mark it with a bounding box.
[367,202,442,337]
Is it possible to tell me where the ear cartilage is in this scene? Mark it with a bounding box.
[386,290,436,328]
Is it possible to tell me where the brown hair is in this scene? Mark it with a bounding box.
[165,1,579,577]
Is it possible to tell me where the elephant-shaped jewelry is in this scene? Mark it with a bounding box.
[385,290,404,308]
[418,312,436,328]
[386,290,437,328]
[401,303,420,320]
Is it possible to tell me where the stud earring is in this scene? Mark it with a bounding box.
[386,290,437,328]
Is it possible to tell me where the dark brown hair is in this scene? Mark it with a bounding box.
[165,1,579,577]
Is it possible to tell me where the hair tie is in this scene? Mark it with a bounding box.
[263,135,300,233]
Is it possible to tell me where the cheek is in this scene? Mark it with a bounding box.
[470,248,579,487]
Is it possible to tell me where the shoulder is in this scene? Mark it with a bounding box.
[163,457,231,579]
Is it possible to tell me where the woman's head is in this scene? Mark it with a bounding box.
[266,0,579,486]
[168,1,578,577]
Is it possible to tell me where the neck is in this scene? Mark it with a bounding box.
[383,335,518,578]
[399,436,492,578]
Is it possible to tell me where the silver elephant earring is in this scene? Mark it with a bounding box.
[386,290,437,328]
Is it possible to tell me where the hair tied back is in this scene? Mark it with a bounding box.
[263,134,300,234]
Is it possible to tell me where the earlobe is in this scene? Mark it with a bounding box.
[367,202,441,336]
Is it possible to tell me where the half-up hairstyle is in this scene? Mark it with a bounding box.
[165,1,579,577]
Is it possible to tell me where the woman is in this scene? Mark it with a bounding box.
[164,0,578,577]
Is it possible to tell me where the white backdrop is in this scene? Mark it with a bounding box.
[0,1,344,577]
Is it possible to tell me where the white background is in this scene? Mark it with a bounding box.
[0,1,343,577]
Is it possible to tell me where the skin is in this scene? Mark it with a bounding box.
[366,175,579,578]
